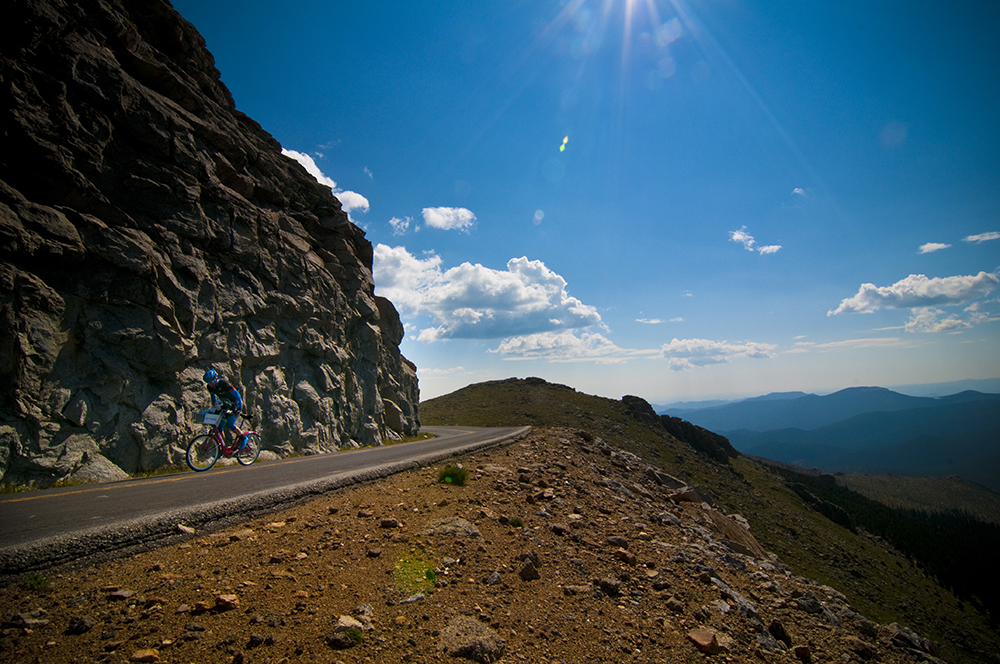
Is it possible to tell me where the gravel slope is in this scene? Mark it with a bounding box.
[0,429,944,663]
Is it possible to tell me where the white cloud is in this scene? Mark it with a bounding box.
[364,166,374,179]
[422,207,476,232]
[828,271,999,315]
[792,187,806,196]
[670,317,685,322]
[281,149,370,216]
[904,308,970,334]
[658,338,776,371]
[491,331,634,364]
[333,190,370,215]
[488,330,778,369]
[389,216,411,236]
[373,245,601,340]
[729,226,781,255]
[963,231,1000,244]
[637,318,664,324]
[729,227,756,251]
[418,366,466,376]
[919,242,951,254]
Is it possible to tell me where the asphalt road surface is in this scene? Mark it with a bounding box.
[0,426,529,578]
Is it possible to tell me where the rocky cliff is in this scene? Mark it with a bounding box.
[0,0,419,484]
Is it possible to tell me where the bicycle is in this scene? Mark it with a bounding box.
[186,408,262,471]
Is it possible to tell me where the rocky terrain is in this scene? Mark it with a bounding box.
[1,0,418,487]
[420,378,1000,664]
[0,429,950,663]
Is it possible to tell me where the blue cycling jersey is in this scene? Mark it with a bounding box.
[207,378,243,411]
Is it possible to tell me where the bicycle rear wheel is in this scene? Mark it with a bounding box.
[186,433,220,471]
[236,432,261,466]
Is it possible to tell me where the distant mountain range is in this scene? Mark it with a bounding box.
[653,377,1000,413]
[662,386,997,432]
[659,386,1000,492]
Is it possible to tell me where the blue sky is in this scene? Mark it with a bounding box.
[171,0,1000,402]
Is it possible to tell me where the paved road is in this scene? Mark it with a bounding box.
[0,426,529,577]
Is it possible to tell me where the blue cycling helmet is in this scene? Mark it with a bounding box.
[203,368,218,383]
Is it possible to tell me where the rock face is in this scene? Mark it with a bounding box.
[0,0,419,483]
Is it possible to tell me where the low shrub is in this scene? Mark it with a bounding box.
[437,465,469,486]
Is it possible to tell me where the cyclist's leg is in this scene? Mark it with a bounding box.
[222,411,238,446]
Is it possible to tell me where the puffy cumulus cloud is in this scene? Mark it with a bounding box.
[904,308,970,334]
[422,207,476,232]
[963,231,1000,244]
[919,242,951,254]
[898,300,1000,334]
[828,271,999,315]
[729,226,781,255]
[964,300,1000,325]
[281,149,370,216]
[792,187,806,196]
[658,338,776,371]
[371,244,443,314]
[490,331,635,364]
[373,245,600,340]
[333,190,370,215]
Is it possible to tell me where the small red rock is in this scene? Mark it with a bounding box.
[215,594,240,611]
[687,628,722,655]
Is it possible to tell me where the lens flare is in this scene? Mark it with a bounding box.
[559,135,569,152]
[533,210,545,225]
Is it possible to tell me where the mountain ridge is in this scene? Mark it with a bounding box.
[422,377,1000,663]
[663,386,1000,432]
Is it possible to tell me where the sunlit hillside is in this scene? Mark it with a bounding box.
[422,377,1000,663]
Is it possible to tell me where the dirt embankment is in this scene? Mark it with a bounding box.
[0,429,943,663]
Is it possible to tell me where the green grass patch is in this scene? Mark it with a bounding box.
[20,572,50,592]
[437,464,469,486]
[344,627,363,644]
[508,517,524,528]
[393,550,437,595]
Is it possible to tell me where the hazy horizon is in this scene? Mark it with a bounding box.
[172,0,1000,403]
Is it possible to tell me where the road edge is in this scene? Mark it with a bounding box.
[0,426,531,581]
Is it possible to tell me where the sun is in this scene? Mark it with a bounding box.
[546,0,688,74]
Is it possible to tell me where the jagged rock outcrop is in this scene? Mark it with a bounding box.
[659,413,739,463]
[0,0,418,484]
[621,394,739,463]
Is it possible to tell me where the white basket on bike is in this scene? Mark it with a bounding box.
[200,411,222,426]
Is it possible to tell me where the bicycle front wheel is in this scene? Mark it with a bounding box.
[236,432,261,466]
[186,434,220,471]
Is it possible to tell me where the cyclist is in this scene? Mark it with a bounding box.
[203,368,248,449]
